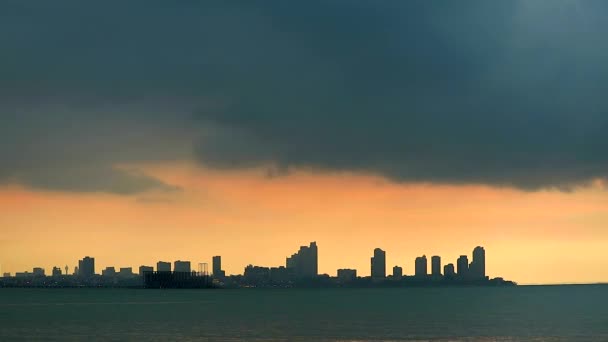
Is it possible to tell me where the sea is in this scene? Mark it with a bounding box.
[1,285,607,341]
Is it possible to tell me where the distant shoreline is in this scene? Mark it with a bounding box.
[3,283,608,290]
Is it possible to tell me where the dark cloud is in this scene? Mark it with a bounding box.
[2,1,608,192]
[0,104,193,193]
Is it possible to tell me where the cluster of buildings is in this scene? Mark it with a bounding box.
[1,256,225,288]
[237,243,497,287]
[368,246,487,281]
[241,242,319,286]
[1,243,514,288]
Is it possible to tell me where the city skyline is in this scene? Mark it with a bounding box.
[3,242,490,282]
[2,1,608,286]
[1,219,605,285]
[3,242,498,286]
[2,2,608,340]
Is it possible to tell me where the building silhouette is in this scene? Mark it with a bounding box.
[139,266,153,275]
[78,256,95,278]
[286,242,318,278]
[244,265,271,285]
[118,267,134,278]
[469,246,486,279]
[457,255,469,278]
[174,260,191,273]
[0,244,508,288]
[392,266,403,280]
[143,270,212,289]
[337,269,357,282]
[270,266,293,283]
[33,267,45,277]
[157,261,171,272]
[431,256,441,277]
[102,267,116,277]
[415,255,428,277]
[444,263,455,277]
[371,248,386,279]
[212,256,225,278]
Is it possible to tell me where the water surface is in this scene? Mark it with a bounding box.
[1,285,607,341]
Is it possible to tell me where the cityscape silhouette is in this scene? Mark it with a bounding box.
[0,242,514,288]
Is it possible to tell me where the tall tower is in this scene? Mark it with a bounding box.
[431,256,441,277]
[309,242,318,277]
[470,246,486,279]
[286,242,318,278]
[457,255,469,278]
[371,248,386,279]
[415,255,428,277]
[212,256,221,275]
[212,256,225,277]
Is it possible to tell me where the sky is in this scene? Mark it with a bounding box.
[1,1,608,284]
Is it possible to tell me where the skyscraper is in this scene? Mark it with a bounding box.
[431,256,441,277]
[415,255,428,277]
[457,255,469,278]
[78,256,95,278]
[286,242,318,278]
[157,261,171,272]
[371,248,386,279]
[469,246,486,279]
[212,256,225,277]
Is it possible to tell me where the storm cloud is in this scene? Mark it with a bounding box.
[2,1,608,192]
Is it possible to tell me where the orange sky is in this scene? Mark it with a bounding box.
[1,162,607,284]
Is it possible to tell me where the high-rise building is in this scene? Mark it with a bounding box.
[444,263,455,277]
[431,256,441,277]
[457,255,469,278]
[157,261,171,272]
[286,242,318,278]
[52,266,62,277]
[392,266,403,280]
[337,269,357,282]
[212,256,225,277]
[371,248,386,279]
[415,255,428,277]
[174,260,191,273]
[469,246,486,279]
[139,266,153,275]
[78,256,95,278]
